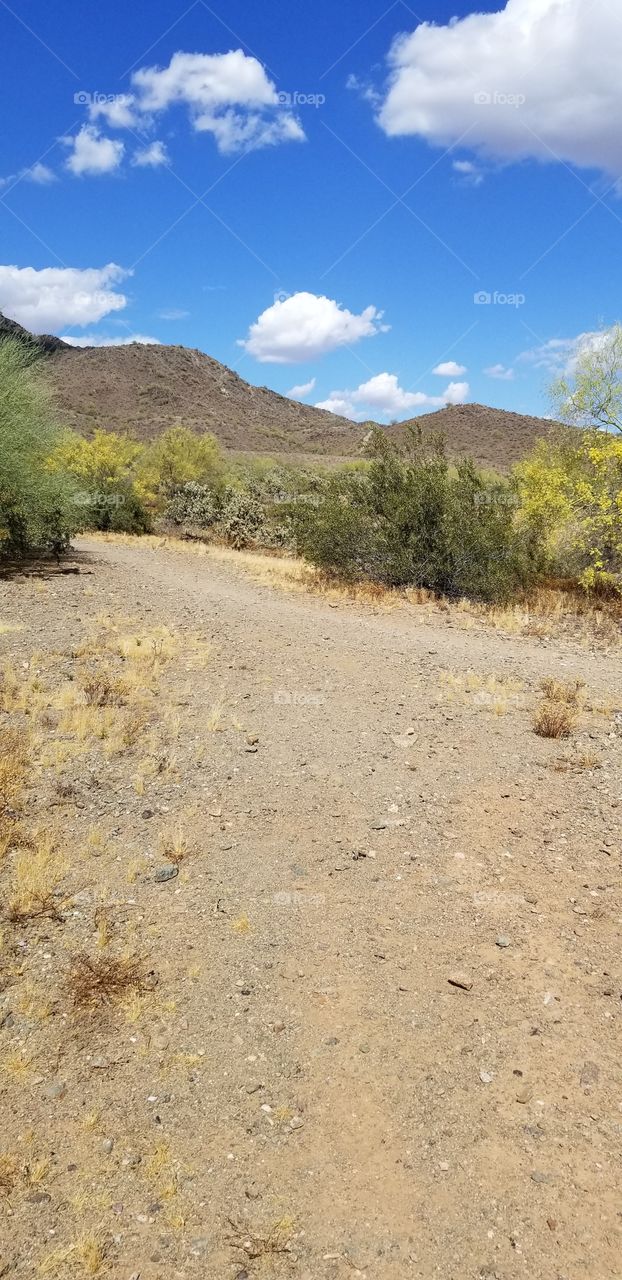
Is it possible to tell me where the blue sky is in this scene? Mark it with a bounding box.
[0,0,620,423]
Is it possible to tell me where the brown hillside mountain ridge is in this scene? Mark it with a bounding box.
[0,311,555,469]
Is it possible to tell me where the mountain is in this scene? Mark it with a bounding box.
[0,314,554,469]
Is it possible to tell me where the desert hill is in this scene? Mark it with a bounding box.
[1,314,554,469]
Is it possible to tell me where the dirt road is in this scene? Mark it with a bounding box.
[1,535,621,1279]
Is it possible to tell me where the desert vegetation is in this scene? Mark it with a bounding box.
[2,331,621,619]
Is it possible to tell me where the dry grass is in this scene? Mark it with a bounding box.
[533,701,575,739]
[7,832,67,923]
[553,750,602,772]
[68,952,149,1011]
[539,677,585,706]
[0,1152,19,1195]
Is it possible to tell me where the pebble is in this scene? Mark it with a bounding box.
[154,864,178,883]
[289,1117,304,1130]
[370,819,388,830]
[42,1080,66,1100]
[101,1138,114,1154]
[448,972,473,991]
[496,935,511,948]
[479,1070,494,1084]
[516,1085,533,1104]
[531,1170,554,1184]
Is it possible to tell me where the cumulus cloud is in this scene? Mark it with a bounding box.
[485,363,515,380]
[0,263,130,332]
[78,49,305,159]
[61,333,160,347]
[131,140,169,167]
[287,377,316,399]
[316,372,470,421]
[239,292,388,364]
[63,125,124,176]
[432,360,467,377]
[377,0,622,180]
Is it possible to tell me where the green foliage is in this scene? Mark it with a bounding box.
[0,339,77,558]
[139,426,225,503]
[49,429,151,533]
[292,429,540,601]
[551,324,622,433]
[165,481,292,550]
[516,426,622,590]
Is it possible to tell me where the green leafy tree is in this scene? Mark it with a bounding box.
[139,426,225,506]
[0,339,76,557]
[551,324,622,433]
[49,429,150,532]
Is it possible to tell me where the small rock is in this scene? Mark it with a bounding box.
[359,1043,370,1054]
[531,1170,554,1184]
[289,1117,304,1130]
[496,935,511,949]
[479,1070,494,1084]
[154,864,178,883]
[26,1191,51,1205]
[272,1020,285,1033]
[42,1080,66,1100]
[370,819,388,830]
[448,972,473,991]
[516,1085,533,1104]
[244,745,258,754]
[142,808,154,819]
[101,1138,114,1154]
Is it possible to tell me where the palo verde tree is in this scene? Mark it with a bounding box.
[0,337,77,558]
[551,324,622,433]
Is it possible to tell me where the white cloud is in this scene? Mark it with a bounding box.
[518,330,604,375]
[239,291,388,364]
[485,363,515,380]
[377,0,622,180]
[63,125,124,176]
[89,94,141,129]
[452,158,484,186]
[129,49,305,154]
[316,372,470,421]
[0,263,130,332]
[286,377,316,399]
[157,307,189,320]
[131,140,169,167]
[433,360,467,376]
[0,161,55,189]
[194,108,304,153]
[61,333,160,347]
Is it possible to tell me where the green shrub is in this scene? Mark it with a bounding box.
[292,428,542,602]
[0,339,77,558]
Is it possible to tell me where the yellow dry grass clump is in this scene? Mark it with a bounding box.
[533,701,575,739]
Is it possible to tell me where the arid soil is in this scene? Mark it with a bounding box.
[0,536,621,1280]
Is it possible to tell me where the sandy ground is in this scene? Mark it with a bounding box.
[0,535,621,1280]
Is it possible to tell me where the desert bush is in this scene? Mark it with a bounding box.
[293,429,541,601]
[139,426,226,505]
[165,481,294,550]
[516,427,622,592]
[0,339,77,557]
[533,701,575,739]
[49,429,151,533]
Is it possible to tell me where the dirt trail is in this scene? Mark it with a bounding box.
[1,536,621,1280]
